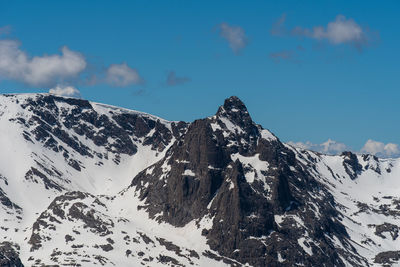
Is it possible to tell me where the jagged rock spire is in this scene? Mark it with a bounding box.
[216,96,256,132]
[217,96,248,116]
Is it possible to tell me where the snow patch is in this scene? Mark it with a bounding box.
[183,169,196,176]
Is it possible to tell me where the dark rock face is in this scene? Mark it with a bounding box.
[371,223,400,240]
[25,167,63,191]
[3,94,394,266]
[362,154,382,174]
[132,118,229,226]
[216,96,259,136]
[131,96,366,266]
[0,187,22,212]
[11,94,183,171]
[0,242,24,267]
[375,251,400,265]
[28,191,113,252]
[342,151,363,180]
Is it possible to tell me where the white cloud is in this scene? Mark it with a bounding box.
[293,15,367,48]
[218,22,248,54]
[320,139,348,154]
[0,38,143,88]
[384,143,400,157]
[49,85,81,98]
[287,139,348,155]
[0,40,86,86]
[106,63,142,87]
[361,139,400,158]
[289,138,400,158]
[272,14,374,50]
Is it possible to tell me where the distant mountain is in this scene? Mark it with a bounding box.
[0,93,399,266]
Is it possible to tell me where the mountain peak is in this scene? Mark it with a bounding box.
[218,95,247,113]
[216,96,253,127]
[1,90,399,267]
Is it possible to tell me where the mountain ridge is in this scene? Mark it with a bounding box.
[0,93,399,266]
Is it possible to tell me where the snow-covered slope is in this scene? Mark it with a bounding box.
[0,94,173,220]
[0,93,211,266]
[1,93,400,266]
[303,151,400,266]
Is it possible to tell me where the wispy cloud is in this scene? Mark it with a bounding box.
[271,14,376,50]
[0,40,86,87]
[49,85,81,98]
[0,25,11,35]
[132,88,145,96]
[269,50,297,63]
[166,71,190,86]
[270,14,287,36]
[218,22,248,54]
[106,63,143,87]
[297,45,305,51]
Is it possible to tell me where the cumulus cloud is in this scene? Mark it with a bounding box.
[293,15,367,48]
[0,40,86,86]
[361,140,400,158]
[166,71,191,86]
[288,138,400,158]
[287,139,349,155]
[0,38,143,88]
[49,85,81,98]
[218,22,248,54]
[271,14,374,50]
[106,63,142,87]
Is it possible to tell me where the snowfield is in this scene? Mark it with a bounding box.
[0,93,400,266]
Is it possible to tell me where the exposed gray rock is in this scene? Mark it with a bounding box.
[131,96,367,267]
[0,242,24,267]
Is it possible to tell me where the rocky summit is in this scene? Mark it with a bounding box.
[0,93,399,266]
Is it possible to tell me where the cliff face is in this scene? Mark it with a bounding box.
[131,96,366,266]
[0,93,399,266]
[0,242,24,267]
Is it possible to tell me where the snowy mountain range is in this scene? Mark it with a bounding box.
[1,93,400,267]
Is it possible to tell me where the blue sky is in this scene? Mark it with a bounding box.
[0,1,399,156]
